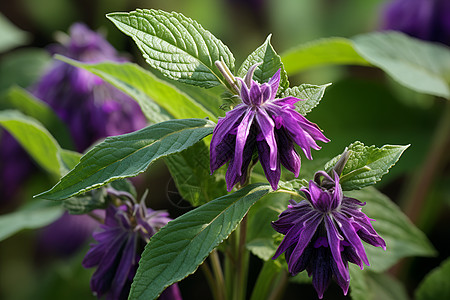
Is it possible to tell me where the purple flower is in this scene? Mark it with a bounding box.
[381,0,450,45]
[82,200,181,300]
[1,23,147,206]
[210,65,329,191]
[32,22,147,152]
[271,171,386,299]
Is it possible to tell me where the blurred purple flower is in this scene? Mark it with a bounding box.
[272,171,385,299]
[210,65,329,191]
[381,0,450,45]
[32,22,147,152]
[82,201,181,300]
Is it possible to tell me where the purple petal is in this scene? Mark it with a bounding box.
[255,108,277,170]
[324,215,349,282]
[234,108,255,176]
[210,104,247,172]
[256,139,280,190]
[249,81,262,106]
[244,64,260,88]
[286,214,323,274]
[334,214,370,267]
[268,69,281,100]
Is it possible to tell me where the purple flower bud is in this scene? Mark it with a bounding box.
[381,0,450,45]
[210,65,329,191]
[272,171,385,299]
[82,200,181,300]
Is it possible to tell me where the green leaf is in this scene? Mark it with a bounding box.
[246,192,291,261]
[0,12,29,52]
[0,201,63,242]
[164,141,226,206]
[349,265,409,300]
[352,31,450,99]
[416,257,450,300]
[281,83,331,116]
[57,56,218,122]
[35,118,215,201]
[130,184,271,300]
[0,110,63,176]
[345,188,436,272]
[107,9,235,88]
[1,86,72,148]
[238,34,289,93]
[281,37,370,75]
[325,141,409,190]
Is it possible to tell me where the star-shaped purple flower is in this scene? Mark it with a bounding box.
[271,171,386,299]
[210,65,329,191]
[82,200,181,300]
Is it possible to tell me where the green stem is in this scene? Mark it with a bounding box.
[201,261,219,300]
[267,270,288,300]
[400,100,450,224]
[235,214,249,300]
[210,250,226,300]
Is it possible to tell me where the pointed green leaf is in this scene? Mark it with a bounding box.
[35,118,214,201]
[415,257,450,300]
[107,9,235,88]
[57,56,218,122]
[345,188,436,272]
[281,83,331,116]
[238,34,289,93]
[349,266,409,300]
[0,110,62,176]
[281,37,370,75]
[164,141,226,206]
[325,141,410,190]
[0,201,63,242]
[130,183,271,300]
[352,31,450,99]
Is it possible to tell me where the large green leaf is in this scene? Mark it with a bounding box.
[107,9,235,88]
[352,31,450,99]
[415,257,450,300]
[346,188,436,272]
[1,86,72,148]
[57,56,218,122]
[237,35,289,94]
[0,110,63,176]
[129,183,271,300]
[0,201,63,242]
[35,118,214,200]
[281,37,370,75]
[164,141,226,206]
[325,141,409,190]
[349,265,408,300]
[281,83,331,116]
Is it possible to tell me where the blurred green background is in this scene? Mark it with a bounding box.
[0,0,448,299]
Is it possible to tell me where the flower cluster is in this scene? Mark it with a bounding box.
[82,198,181,300]
[210,65,329,191]
[272,171,385,298]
